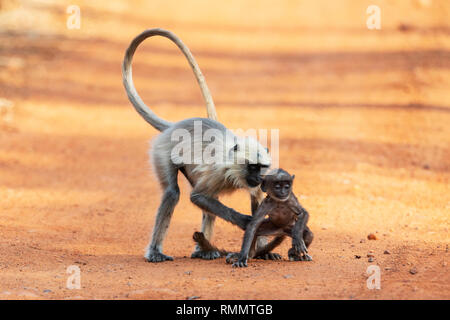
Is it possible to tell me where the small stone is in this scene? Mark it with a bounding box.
[184,271,192,275]
[283,274,293,279]
[43,289,52,293]
[187,296,200,300]
[367,252,375,258]
[355,255,361,259]
[409,267,418,275]
[384,250,391,255]
[398,23,413,32]
[385,267,392,271]
[367,234,377,240]
[368,257,374,262]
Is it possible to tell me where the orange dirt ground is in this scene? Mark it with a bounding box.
[0,0,449,299]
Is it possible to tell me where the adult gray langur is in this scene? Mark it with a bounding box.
[122,28,272,262]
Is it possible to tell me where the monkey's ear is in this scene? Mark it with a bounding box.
[233,144,239,152]
[291,174,295,180]
[265,147,269,153]
[261,180,267,192]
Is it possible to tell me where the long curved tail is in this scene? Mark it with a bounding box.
[122,28,218,131]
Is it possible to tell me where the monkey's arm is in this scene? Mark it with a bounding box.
[190,193,251,230]
[291,204,311,259]
[233,200,276,267]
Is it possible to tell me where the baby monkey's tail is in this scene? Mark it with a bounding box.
[192,232,228,256]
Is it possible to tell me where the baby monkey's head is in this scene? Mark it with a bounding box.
[261,168,295,202]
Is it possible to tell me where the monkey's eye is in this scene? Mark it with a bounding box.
[284,183,290,189]
[275,184,281,190]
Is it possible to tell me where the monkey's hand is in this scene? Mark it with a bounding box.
[288,247,312,261]
[225,252,239,264]
[232,255,248,268]
[292,237,308,255]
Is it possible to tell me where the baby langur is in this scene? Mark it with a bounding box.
[193,169,314,267]
[231,168,313,267]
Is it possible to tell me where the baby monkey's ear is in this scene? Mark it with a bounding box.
[261,179,267,192]
[291,174,295,181]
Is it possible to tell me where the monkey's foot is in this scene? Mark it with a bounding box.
[232,257,248,268]
[254,252,282,260]
[225,252,239,264]
[300,253,312,261]
[145,251,174,263]
[191,249,221,260]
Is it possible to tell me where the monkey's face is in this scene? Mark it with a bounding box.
[269,180,292,201]
[228,135,271,188]
[245,164,268,187]
[261,168,295,201]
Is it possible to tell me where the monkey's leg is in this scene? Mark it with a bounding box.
[250,190,281,261]
[252,220,283,260]
[254,236,285,259]
[145,169,180,263]
[191,212,221,260]
[304,226,314,248]
[179,169,222,260]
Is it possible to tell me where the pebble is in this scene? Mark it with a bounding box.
[283,274,293,279]
[187,296,200,300]
[384,250,391,255]
[409,267,418,275]
[367,234,377,240]
[368,257,374,262]
[43,289,52,293]
[355,255,361,259]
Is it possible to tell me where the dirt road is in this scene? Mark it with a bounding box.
[0,0,449,299]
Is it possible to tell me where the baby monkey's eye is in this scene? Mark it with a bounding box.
[275,184,281,189]
[284,184,290,188]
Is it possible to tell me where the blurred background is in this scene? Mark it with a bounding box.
[0,0,448,299]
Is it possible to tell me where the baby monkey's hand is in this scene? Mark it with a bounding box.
[290,237,312,261]
[292,237,308,255]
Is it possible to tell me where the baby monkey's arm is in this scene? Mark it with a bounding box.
[233,199,276,268]
[290,197,312,261]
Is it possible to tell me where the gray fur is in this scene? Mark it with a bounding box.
[123,29,271,262]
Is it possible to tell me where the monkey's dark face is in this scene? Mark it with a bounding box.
[261,168,295,201]
[245,164,267,187]
[270,180,292,201]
